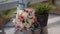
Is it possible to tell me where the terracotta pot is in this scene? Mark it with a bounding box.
[35,13,48,27]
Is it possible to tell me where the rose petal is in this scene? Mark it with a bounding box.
[25,9,31,13]
[18,15,24,21]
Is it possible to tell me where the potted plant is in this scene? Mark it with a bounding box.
[33,3,52,27]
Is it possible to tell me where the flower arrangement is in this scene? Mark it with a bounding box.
[13,8,41,31]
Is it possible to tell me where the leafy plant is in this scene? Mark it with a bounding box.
[0,8,16,19]
[36,3,51,14]
[30,3,52,15]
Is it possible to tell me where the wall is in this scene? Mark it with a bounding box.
[0,0,18,11]
[0,0,48,11]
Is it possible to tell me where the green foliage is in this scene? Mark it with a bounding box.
[0,8,16,19]
[30,3,52,15]
[36,3,51,14]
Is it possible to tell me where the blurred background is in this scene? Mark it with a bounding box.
[0,0,60,34]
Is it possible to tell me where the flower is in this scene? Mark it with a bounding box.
[18,15,24,21]
[16,24,21,29]
[25,8,31,13]
[28,13,33,19]
[24,26,27,30]
[18,10,24,15]
[33,16,37,23]
[28,15,33,19]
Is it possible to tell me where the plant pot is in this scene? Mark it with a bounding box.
[35,13,48,27]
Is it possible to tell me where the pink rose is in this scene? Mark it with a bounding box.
[25,9,31,13]
[18,15,24,21]
[16,24,21,29]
